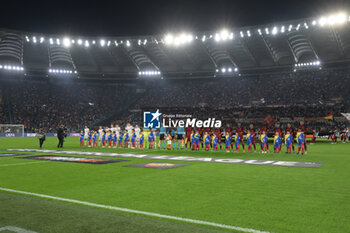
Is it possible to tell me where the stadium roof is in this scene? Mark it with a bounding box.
[0,12,350,80]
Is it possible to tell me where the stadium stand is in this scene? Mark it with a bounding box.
[0,14,350,132]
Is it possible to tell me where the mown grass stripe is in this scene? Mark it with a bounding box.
[0,187,269,233]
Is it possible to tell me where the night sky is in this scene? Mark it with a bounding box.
[1,0,349,37]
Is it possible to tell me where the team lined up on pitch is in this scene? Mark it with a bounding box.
[80,123,307,154]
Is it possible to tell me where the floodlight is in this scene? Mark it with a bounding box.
[312,20,317,25]
[229,32,234,39]
[216,69,219,72]
[56,39,60,45]
[25,36,30,42]
[143,39,147,45]
[63,38,71,47]
[202,35,206,42]
[214,33,221,42]
[234,67,238,72]
[258,29,262,35]
[92,40,96,44]
[32,36,37,43]
[49,38,53,44]
[319,17,326,26]
[336,13,346,24]
[85,40,89,47]
[281,26,285,33]
[240,31,244,38]
[265,28,269,34]
[228,68,232,72]
[100,40,106,46]
[126,40,130,47]
[272,27,278,35]
[164,34,174,45]
[40,37,44,43]
[77,39,82,45]
[247,30,251,37]
[220,29,229,40]
[0,65,2,69]
[221,68,226,73]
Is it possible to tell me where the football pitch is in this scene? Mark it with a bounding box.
[0,137,349,233]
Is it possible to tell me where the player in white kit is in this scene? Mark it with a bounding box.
[125,123,134,148]
[84,126,90,146]
[115,124,121,143]
[98,126,103,146]
[134,125,141,148]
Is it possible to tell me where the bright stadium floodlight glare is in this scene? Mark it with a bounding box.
[221,68,226,73]
[272,27,278,35]
[126,40,130,47]
[49,38,53,44]
[229,32,234,39]
[265,28,270,35]
[319,17,327,26]
[143,39,147,45]
[164,33,193,46]
[40,37,44,43]
[247,30,251,37]
[49,68,77,75]
[220,29,229,40]
[56,38,60,45]
[336,12,346,24]
[25,36,30,42]
[288,24,293,31]
[32,36,37,43]
[281,26,285,33]
[138,70,161,77]
[0,64,24,72]
[258,29,262,35]
[77,39,82,45]
[63,38,71,47]
[312,20,317,25]
[92,40,96,44]
[215,33,221,42]
[294,60,321,68]
[100,40,106,47]
[240,31,244,38]
[165,34,174,45]
[84,40,89,47]
[202,35,206,42]
[228,68,232,72]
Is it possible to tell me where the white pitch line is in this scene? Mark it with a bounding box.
[0,161,47,167]
[0,187,269,233]
[0,226,38,233]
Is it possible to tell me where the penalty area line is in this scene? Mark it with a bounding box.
[0,187,269,233]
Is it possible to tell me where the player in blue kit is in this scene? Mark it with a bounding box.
[148,131,154,149]
[225,131,231,152]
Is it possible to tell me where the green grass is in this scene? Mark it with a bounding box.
[0,136,349,233]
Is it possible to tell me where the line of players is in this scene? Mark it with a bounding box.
[79,121,311,154]
[167,122,307,154]
[80,124,152,149]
